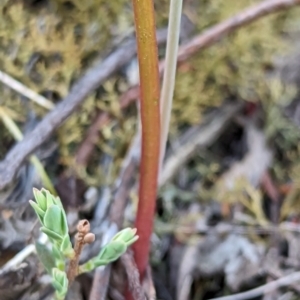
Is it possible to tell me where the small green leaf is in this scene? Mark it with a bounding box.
[98,240,127,262]
[43,205,68,237]
[60,235,74,258]
[33,188,47,211]
[52,245,63,261]
[35,241,56,274]
[40,227,63,241]
[51,245,65,270]
[60,210,68,237]
[55,291,66,300]
[79,260,95,273]
[54,195,64,208]
[29,200,45,223]
[43,205,61,232]
[44,189,55,208]
[56,260,65,271]
[52,280,63,293]
[112,228,139,247]
[93,258,111,267]
[60,235,70,252]
[52,268,68,295]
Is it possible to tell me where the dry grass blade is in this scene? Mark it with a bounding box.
[0,70,54,110]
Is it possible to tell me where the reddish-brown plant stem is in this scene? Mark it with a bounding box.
[67,220,95,285]
[131,0,161,279]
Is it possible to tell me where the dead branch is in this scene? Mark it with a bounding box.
[210,271,300,300]
[176,0,300,63]
[121,251,146,300]
[75,112,110,166]
[109,133,141,228]
[88,265,112,300]
[88,221,118,300]
[75,87,137,166]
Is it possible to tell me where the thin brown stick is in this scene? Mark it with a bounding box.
[75,112,110,166]
[88,222,118,300]
[88,264,112,300]
[176,0,300,64]
[261,171,281,224]
[121,251,146,300]
[105,133,141,227]
[67,220,95,285]
[75,88,138,166]
[209,271,300,300]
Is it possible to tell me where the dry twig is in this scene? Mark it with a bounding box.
[176,0,300,63]
[67,220,95,285]
[121,251,146,300]
[0,234,48,274]
[75,89,137,166]
[88,223,118,300]
[210,271,300,300]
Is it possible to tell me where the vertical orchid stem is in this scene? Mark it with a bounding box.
[131,0,161,279]
[159,0,183,173]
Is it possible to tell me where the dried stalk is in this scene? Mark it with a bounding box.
[121,251,146,300]
[67,220,95,285]
[159,0,183,172]
[0,70,54,110]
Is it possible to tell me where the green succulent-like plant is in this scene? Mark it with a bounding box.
[30,188,138,300]
[30,189,74,261]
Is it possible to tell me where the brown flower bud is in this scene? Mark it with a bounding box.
[77,219,90,234]
[84,233,95,244]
